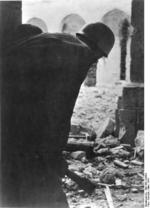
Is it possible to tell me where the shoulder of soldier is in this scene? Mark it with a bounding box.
[16,33,88,49]
[6,32,91,58]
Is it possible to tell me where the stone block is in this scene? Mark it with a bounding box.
[71,151,86,160]
[118,109,137,146]
[117,96,123,109]
[137,108,144,130]
[130,0,144,82]
[122,86,144,108]
[135,130,144,149]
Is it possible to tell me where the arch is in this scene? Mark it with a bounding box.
[27,17,48,32]
[96,9,131,87]
[60,13,86,35]
[102,9,130,37]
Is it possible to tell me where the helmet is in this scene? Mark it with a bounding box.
[76,22,115,57]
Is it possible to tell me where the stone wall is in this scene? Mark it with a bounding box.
[130,0,144,82]
[115,0,144,146]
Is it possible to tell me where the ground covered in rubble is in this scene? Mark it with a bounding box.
[63,85,144,208]
[71,84,122,133]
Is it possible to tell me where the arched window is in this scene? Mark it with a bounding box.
[27,17,48,32]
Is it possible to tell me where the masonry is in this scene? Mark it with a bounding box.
[115,0,144,146]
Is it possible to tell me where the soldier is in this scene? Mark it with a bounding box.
[4,23,114,207]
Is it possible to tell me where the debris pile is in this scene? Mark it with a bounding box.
[63,124,144,208]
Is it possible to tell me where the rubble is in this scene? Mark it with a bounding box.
[131,188,139,193]
[100,167,123,184]
[110,147,130,158]
[97,118,115,138]
[130,160,144,166]
[65,86,144,208]
[134,130,144,159]
[71,151,86,160]
[95,135,120,150]
[96,148,111,156]
[114,159,129,169]
[69,124,97,141]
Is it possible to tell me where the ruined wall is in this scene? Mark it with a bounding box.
[115,0,144,146]
[130,0,144,82]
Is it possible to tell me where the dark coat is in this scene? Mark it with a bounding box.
[4,33,97,159]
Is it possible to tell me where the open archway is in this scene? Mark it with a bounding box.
[27,17,48,32]
[60,13,86,35]
[102,9,130,37]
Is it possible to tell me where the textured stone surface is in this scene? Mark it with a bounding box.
[118,109,137,146]
[97,118,115,138]
[130,0,144,82]
[122,86,144,108]
[71,151,86,160]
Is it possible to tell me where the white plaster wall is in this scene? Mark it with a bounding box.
[22,0,132,32]
[97,38,121,86]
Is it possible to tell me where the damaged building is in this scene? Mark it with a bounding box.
[0,0,144,207]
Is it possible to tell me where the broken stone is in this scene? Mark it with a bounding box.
[115,178,122,186]
[94,156,105,163]
[78,190,85,194]
[121,143,132,151]
[114,159,129,169]
[135,130,144,147]
[95,136,120,151]
[124,160,130,164]
[130,160,144,166]
[96,148,111,156]
[110,148,130,158]
[100,167,123,184]
[69,124,97,141]
[83,165,98,178]
[97,118,115,138]
[81,157,88,163]
[71,151,86,160]
[131,188,139,193]
[134,130,144,159]
[117,109,137,146]
[115,194,128,202]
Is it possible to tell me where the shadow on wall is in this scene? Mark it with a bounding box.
[27,17,48,32]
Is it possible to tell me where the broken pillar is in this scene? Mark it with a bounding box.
[116,0,144,146]
[0,1,22,206]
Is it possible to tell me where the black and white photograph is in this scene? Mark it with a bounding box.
[0,0,146,207]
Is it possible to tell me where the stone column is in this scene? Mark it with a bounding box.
[115,0,144,146]
[0,1,22,206]
[130,0,144,82]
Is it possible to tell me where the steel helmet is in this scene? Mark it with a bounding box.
[76,22,115,57]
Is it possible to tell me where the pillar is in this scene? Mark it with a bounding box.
[130,0,144,82]
[0,1,22,206]
[115,0,144,146]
